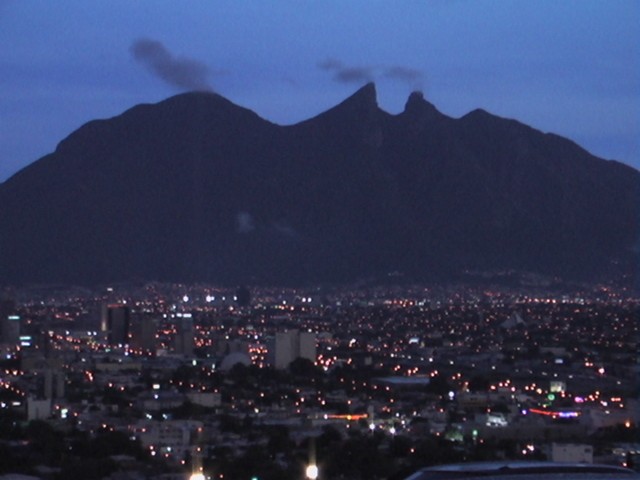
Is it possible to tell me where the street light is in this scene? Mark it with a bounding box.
[306,464,319,480]
[189,473,205,480]
[306,436,318,479]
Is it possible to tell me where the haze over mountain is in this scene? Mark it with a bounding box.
[0,84,638,287]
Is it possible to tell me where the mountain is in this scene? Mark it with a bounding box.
[0,83,638,286]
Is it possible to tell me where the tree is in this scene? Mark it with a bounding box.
[468,375,490,392]
[289,357,320,379]
[265,425,293,455]
[25,420,64,465]
[424,374,451,396]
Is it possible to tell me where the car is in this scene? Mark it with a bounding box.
[404,461,640,479]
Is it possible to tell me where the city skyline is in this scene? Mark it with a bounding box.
[0,282,638,479]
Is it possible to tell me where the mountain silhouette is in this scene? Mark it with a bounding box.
[0,83,638,286]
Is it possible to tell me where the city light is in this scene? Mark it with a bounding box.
[306,464,319,480]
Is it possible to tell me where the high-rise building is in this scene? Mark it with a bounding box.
[299,331,316,361]
[130,313,157,353]
[173,314,194,357]
[273,329,316,369]
[43,369,66,400]
[235,286,251,307]
[0,299,20,345]
[101,304,131,346]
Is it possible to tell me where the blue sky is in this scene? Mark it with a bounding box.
[1,1,638,181]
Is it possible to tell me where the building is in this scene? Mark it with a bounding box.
[0,299,20,345]
[101,304,131,346]
[130,313,157,353]
[186,392,222,408]
[551,443,593,463]
[272,329,316,370]
[133,419,202,461]
[173,314,194,357]
[42,369,66,400]
[27,397,52,421]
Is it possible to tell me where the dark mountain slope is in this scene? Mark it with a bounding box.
[0,84,637,286]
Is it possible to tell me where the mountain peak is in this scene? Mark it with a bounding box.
[336,82,378,110]
[156,90,257,117]
[407,90,425,104]
[356,81,377,99]
[306,83,380,125]
[403,90,443,118]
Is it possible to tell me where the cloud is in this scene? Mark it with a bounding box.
[319,58,424,89]
[130,38,212,91]
[318,58,374,84]
[335,66,374,84]
[271,221,299,238]
[317,58,343,71]
[236,212,255,233]
[383,66,425,89]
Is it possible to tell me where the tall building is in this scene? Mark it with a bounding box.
[0,299,20,345]
[42,369,66,400]
[235,286,251,307]
[173,314,194,357]
[101,304,131,346]
[273,329,316,370]
[130,313,157,353]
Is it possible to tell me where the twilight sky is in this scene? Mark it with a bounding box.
[1,1,638,182]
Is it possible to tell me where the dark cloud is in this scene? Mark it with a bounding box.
[383,65,425,91]
[318,58,374,84]
[384,66,424,84]
[319,58,423,88]
[317,58,343,71]
[130,38,212,91]
[335,66,374,84]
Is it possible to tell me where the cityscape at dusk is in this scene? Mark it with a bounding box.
[1,2,639,480]
[1,283,638,479]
